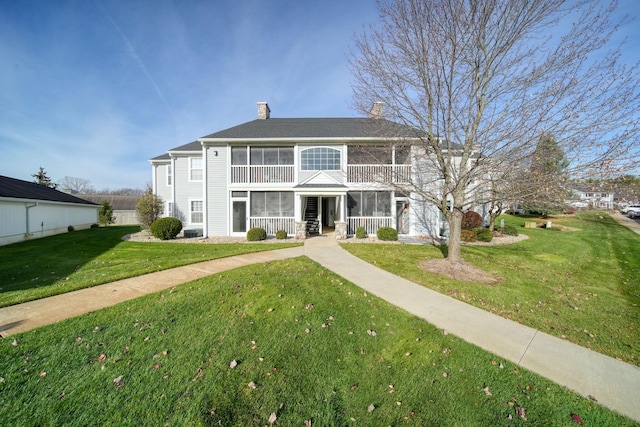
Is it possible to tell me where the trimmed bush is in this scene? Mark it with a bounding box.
[498,224,519,236]
[275,229,287,240]
[90,223,99,229]
[355,226,367,239]
[150,217,183,240]
[462,211,482,230]
[473,227,493,242]
[460,229,477,242]
[376,227,398,241]
[67,225,75,232]
[247,227,267,241]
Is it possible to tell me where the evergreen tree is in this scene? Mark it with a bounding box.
[98,201,115,226]
[32,167,58,189]
[523,134,570,217]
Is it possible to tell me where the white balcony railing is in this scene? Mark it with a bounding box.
[347,165,411,183]
[347,217,394,236]
[250,217,296,235]
[231,165,295,184]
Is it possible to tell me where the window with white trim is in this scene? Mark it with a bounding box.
[301,147,341,170]
[250,192,294,217]
[347,192,391,217]
[167,164,172,186]
[190,200,203,224]
[167,201,174,217]
[190,157,203,181]
[250,147,294,165]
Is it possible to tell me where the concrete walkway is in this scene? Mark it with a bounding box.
[1,233,639,422]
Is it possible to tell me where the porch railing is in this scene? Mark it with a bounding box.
[347,165,411,184]
[231,165,295,184]
[250,217,296,235]
[347,217,394,236]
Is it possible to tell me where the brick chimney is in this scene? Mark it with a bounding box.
[257,102,270,120]
[369,102,383,119]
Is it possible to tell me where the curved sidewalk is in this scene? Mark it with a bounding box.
[0,246,304,337]
[303,235,640,423]
[1,236,639,422]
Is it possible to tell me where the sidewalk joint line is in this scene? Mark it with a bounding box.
[518,329,538,365]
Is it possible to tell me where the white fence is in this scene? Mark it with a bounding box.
[249,217,296,236]
[347,165,411,183]
[231,166,295,184]
[347,217,394,235]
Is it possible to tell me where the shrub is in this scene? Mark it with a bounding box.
[150,217,183,240]
[275,229,287,240]
[460,229,477,242]
[247,227,267,241]
[498,224,519,236]
[90,223,99,229]
[67,225,75,232]
[461,211,482,230]
[355,226,367,239]
[473,227,493,242]
[376,227,398,241]
[136,186,164,229]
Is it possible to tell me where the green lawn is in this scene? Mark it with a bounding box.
[342,212,640,366]
[0,226,300,308]
[0,258,635,426]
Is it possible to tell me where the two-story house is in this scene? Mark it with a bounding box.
[150,102,449,239]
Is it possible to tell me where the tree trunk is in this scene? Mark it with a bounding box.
[446,207,464,264]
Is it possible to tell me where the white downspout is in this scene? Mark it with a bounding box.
[25,202,38,235]
[201,143,208,238]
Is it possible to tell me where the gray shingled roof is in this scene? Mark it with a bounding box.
[150,153,171,161]
[0,175,98,205]
[167,140,201,152]
[158,117,424,155]
[200,118,420,140]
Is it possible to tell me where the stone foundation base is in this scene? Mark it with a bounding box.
[334,221,347,240]
[295,221,307,240]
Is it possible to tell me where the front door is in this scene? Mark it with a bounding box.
[232,201,246,233]
[396,201,409,234]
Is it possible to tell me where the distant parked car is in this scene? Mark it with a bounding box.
[627,205,640,218]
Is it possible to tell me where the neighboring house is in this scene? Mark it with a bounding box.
[149,102,461,239]
[0,175,99,246]
[79,194,141,225]
[568,184,615,210]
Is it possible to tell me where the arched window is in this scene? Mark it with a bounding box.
[301,147,341,170]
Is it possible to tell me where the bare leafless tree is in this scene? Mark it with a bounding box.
[350,0,640,264]
[59,176,94,194]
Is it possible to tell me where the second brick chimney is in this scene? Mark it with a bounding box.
[257,102,271,120]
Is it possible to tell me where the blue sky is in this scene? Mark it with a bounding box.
[1,0,638,191]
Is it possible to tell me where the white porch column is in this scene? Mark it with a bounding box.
[295,194,303,221]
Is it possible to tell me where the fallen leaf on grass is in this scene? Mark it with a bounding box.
[516,406,527,420]
[367,404,375,412]
[229,360,238,369]
[97,354,106,362]
[367,330,377,336]
[39,371,47,378]
[113,376,123,387]
[483,386,492,396]
[268,412,277,424]
[571,413,583,424]
[248,381,257,389]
